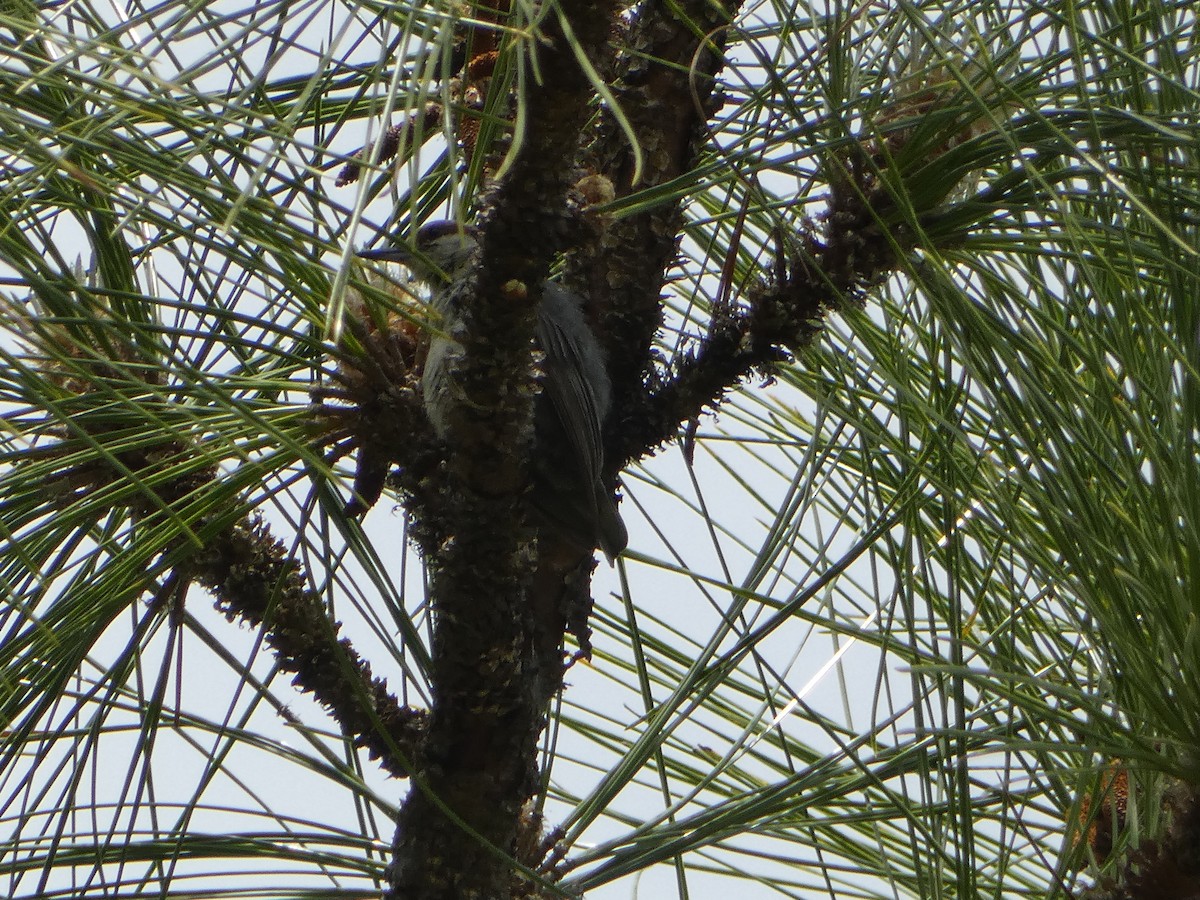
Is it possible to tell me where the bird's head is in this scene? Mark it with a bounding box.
[357,221,477,286]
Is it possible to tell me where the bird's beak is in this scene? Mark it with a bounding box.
[357,246,414,263]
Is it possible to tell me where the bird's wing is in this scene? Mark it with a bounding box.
[535,296,606,485]
[535,287,628,560]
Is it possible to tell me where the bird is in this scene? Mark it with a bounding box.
[358,221,627,561]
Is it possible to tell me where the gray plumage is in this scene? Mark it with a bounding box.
[359,222,627,560]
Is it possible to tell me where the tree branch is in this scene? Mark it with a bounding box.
[565,0,743,454]
[385,3,622,898]
[193,515,426,779]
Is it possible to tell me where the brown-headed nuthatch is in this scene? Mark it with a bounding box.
[359,221,627,561]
